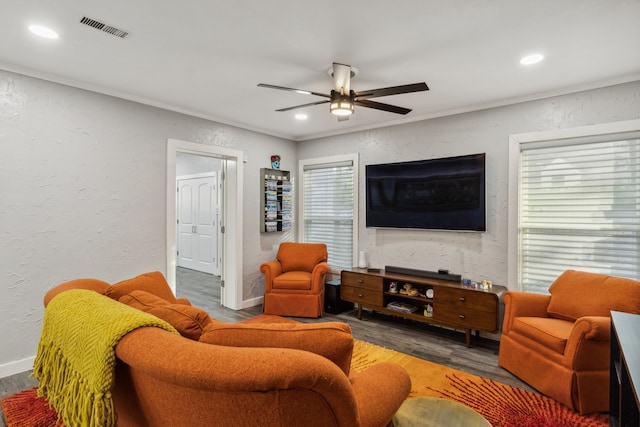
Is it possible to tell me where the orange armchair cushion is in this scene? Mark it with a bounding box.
[198,321,354,375]
[277,242,327,272]
[105,271,179,303]
[547,270,640,321]
[272,271,312,290]
[119,290,215,340]
[511,317,574,354]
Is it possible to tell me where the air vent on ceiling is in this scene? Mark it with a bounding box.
[80,16,129,38]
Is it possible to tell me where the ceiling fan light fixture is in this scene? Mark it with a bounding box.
[330,102,354,116]
[330,91,354,116]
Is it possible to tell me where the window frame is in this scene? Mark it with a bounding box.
[508,119,640,291]
[298,153,359,273]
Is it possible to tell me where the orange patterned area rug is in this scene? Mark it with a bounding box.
[1,386,62,427]
[351,340,609,427]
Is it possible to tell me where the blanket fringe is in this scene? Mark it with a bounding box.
[34,341,116,427]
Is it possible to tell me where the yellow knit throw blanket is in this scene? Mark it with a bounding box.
[33,289,179,427]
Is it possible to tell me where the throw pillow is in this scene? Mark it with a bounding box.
[105,271,178,303]
[198,321,354,375]
[119,290,215,340]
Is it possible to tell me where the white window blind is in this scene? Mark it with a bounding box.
[519,136,640,294]
[302,161,354,271]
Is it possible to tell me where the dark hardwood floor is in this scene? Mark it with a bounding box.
[1,267,534,426]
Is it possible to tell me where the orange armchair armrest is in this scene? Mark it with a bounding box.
[571,316,611,341]
[260,261,283,292]
[502,291,551,334]
[350,362,411,427]
[44,278,111,307]
[564,316,611,370]
[310,262,330,292]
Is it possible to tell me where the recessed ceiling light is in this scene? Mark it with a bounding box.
[28,24,59,39]
[295,113,308,120]
[520,53,544,65]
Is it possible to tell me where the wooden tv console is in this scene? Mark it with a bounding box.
[341,268,506,347]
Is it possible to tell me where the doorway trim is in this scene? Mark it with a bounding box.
[166,138,244,310]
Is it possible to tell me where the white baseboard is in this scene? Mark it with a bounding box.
[0,355,35,379]
[239,296,263,310]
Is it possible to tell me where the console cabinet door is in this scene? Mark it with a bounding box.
[434,288,498,312]
[341,272,384,307]
[434,304,497,331]
[341,272,383,291]
[341,285,384,307]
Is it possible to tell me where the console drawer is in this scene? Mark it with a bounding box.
[341,285,384,307]
[434,288,498,312]
[341,271,383,291]
[434,304,497,331]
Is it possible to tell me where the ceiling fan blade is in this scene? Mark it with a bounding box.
[355,82,429,100]
[332,63,351,93]
[275,100,330,112]
[354,99,412,115]
[257,83,330,98]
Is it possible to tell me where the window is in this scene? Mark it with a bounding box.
[299,154,358,271]
[509,121,640,294]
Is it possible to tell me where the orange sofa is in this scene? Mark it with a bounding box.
[498,270,640,414]
[261,242,329,318]
[42,272,411,427]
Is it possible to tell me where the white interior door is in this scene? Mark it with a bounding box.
[177,174,218,275]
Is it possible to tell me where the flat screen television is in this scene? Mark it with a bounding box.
[365,153,486,231]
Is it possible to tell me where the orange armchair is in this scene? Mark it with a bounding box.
[498,270,640,414]
[261,242,329,318]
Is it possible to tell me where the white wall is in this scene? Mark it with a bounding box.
[0,70,296,376]
[298,81,640,289]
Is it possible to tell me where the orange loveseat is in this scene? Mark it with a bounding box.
[498,270,640,414]
[42,272,411,427]
[261,242,329,318]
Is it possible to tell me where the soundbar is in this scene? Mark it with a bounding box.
[384,265,461,283]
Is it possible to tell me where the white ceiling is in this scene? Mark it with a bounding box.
[1,1,639,141]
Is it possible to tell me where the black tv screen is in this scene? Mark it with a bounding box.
[366,153,486,231]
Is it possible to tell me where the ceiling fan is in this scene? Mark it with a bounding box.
[258,63,429,121]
